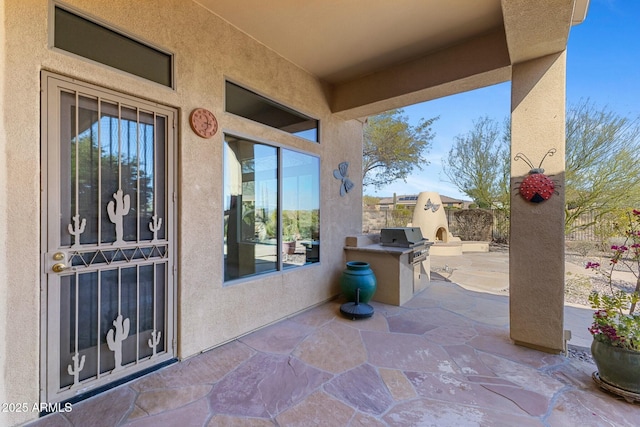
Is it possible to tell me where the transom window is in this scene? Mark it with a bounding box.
[224,135,320,281]
[53,5,173,87]
[225,81,319,142]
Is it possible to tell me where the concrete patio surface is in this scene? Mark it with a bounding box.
[429,251,595,348]
[26,253,638,427]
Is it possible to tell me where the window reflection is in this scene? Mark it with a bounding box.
[225,82,319,142]
[224,137,278,280]
[282,150,320,269]
[61,93,165,247]
[224,136,320,282]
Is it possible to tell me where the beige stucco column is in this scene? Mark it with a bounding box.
[509,51,566,353]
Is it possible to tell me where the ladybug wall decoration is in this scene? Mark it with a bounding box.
[514,149,559,203]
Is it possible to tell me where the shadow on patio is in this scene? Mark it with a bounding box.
[28,275,637,426]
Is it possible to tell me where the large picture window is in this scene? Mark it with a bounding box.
[224,136,320,281]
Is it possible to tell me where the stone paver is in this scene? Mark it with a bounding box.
[383,399,543,427]
[208,352,331,418]
[25,273,640,427]
[547,388,638,427]
[425,325,479,345]
[130,340,254,392]
[324,364,394,415]
[238,318,314,354]
[275,391,354,426]
[293,320,368,373]
[442,344,497,376]
[379,368,417,401]
[363,330,455,373]
[135,384,211,416]
[387,309,443,334]
[405,371,526,414]
[65,387,135,427]
[123,399,209,427]
[206,414,275,427]
[481,383,549,416]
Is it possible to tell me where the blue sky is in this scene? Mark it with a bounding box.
[368,0,640,200]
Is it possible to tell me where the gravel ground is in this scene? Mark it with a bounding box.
[489,242,638,308]
[563,252,638,363]
[567,345,594,363]
[564,253,638,307]
[489,243,640,363]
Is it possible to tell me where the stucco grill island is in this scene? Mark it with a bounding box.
[345,228,433,306]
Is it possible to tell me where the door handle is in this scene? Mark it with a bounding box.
[52,263,69,273]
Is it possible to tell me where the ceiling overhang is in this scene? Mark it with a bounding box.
[196,0,589,119]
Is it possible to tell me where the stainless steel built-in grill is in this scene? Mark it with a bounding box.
[380,227,430,264]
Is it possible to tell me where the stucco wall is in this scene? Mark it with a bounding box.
[0,0,8,417]
[1,1,362,424]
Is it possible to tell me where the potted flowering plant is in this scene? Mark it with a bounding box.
[586,209,640,398]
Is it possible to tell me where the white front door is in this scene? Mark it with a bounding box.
[41,72,176,403]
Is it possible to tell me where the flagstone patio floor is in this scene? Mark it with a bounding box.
[27,275,638,426]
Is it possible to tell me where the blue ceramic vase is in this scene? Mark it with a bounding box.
[340,261,377,303]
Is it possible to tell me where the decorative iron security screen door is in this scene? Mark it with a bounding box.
[41,72,176,403]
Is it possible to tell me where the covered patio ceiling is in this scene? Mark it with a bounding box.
[197,0,590,118]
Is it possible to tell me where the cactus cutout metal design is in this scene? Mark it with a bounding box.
[107,189,130,245]
[148,330,162,358]
[67,214,86,248]
[106,314,130,372]
[67,352,86,387]
[149,215,163,242]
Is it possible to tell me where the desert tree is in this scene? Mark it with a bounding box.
[363,109,438,189]
[564,100,640,234]
[443,101,640,235]
[443,116,510,209]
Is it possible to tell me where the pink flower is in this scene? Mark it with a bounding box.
[585,261,600,270]
[588,209,640,351]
